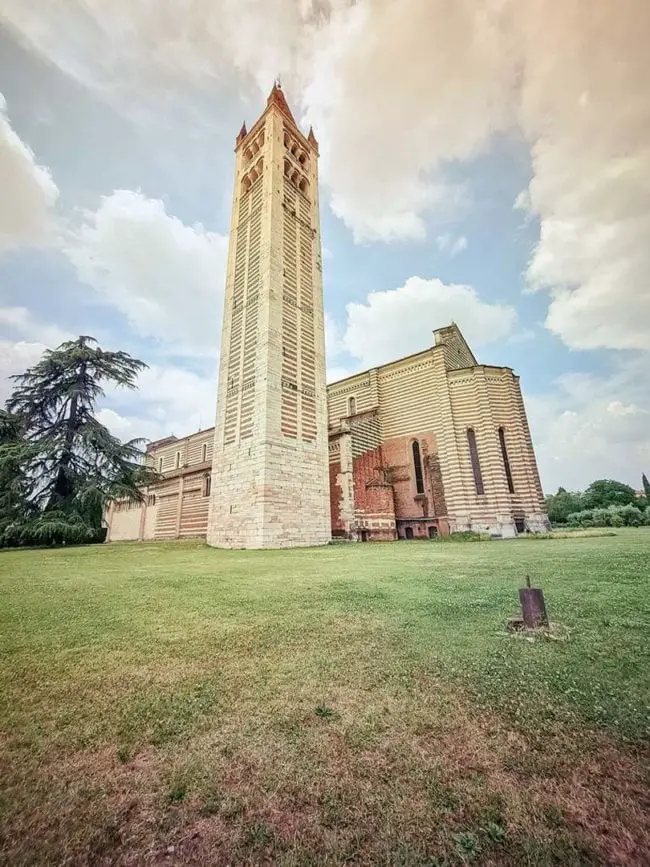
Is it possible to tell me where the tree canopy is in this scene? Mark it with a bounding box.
[545,488,584,524]
[581,479,638,510]
[1,336,157,547]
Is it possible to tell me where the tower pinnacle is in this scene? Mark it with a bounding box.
[266,81,296,125]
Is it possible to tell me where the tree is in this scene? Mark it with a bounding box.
[6,336,158,535]
[582,479,637,510]
[0,410,36,538]
[545,488,583,524]
[642,473,650,501]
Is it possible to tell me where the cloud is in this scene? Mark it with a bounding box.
[0,306,69,349]
[64,190,228,354]
[0,92,59,251]
[516,2,650,351]
[99,362,217,443]
[0,341,47,405]
[341,276,517,370]
[436,234,468,256]
[4,1,649,356]
[0,306,72,405]
[0,297,217,442]
[526,355,650,492]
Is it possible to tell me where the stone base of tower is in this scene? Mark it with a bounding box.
[207,441,331,549]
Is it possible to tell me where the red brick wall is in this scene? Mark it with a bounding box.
[353,447,384,511]
[327,433,448,540]
[382,433,441,520]
[329,460,345,533]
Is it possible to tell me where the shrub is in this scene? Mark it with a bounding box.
[565,504,644,529]
[446,530,487,542]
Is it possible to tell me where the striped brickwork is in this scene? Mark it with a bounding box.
[206,86,330,548]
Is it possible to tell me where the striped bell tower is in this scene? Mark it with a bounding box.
[207,84,331,548]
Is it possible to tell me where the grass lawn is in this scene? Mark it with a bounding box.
[0,530,648,865]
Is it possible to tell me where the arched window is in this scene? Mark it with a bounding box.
[204,475,212,497]
[412,440,424,494]
[202,442,208,463]
[175,451,181,469]
[498,427,515,494]
[467,429,484,495]
[348,396,356,416]
[158,456,163,472]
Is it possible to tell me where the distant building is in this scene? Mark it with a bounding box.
[105,87,548,546]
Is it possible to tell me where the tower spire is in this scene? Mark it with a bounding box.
[267,80,296,125]
[307,125,319,152]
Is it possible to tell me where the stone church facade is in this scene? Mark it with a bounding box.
[105,86,548,545]
[106,321,548,543]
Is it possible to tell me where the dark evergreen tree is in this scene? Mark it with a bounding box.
[5,336,158,542]
[0,410,36,540]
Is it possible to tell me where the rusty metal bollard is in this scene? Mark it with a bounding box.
[518,575,548,628]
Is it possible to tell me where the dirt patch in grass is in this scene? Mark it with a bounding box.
[2,688,647,865]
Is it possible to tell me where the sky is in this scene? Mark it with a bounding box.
[0,0,648,494]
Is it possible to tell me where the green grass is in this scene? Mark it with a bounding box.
[1,530,648,864]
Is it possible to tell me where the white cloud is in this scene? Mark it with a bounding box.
[437,234,468,256]
[342,276,517,369]
[450,236,468,256]
[64,190,228,354]
[526,356,650,491]
[0,92,59,251]
[516,1,650,351]
[6,2,648,351]
[607,401,647,417]
[0,306,69,349]
[0,307,72,405]
[100,362,217,444]
[326,365,354,384]
[0,341,47,405]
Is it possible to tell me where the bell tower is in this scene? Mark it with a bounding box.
[207,84,331,548]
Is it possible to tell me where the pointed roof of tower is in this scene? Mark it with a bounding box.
[236,121,247,143]
[267,81,296,125]
[307,125,319,152]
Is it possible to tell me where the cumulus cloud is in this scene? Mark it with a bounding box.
[7,0,646,352]
[99,362,217,443]
[64,190,228,354]
[0,306,69,349]
[341,276,517,370]
[0,92,59,251]
[0,341,47,404]
[526,355,650,492]
[517,1,650,351]
[0,307,71,404]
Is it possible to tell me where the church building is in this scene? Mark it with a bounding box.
[105,86,548,546]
